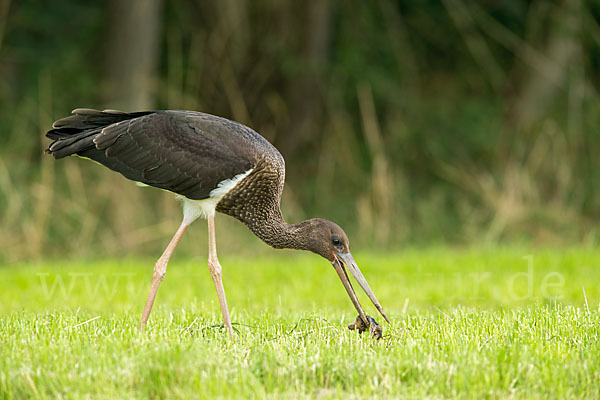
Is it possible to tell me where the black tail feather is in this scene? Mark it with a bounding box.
[46,128,101,158]
[45,109,154,159]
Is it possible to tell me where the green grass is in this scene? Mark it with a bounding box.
[1,248,599,398]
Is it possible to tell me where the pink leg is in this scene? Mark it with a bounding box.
[207,214,234,338]
[138,221,188,332]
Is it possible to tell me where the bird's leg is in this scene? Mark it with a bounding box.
[207,213,234,338]
[138,221,188,332]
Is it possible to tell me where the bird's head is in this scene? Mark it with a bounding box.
[302,218,390,326]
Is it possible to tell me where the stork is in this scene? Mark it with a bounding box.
[46,109,389,337]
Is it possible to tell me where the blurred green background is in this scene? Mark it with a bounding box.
[0,0,598,261]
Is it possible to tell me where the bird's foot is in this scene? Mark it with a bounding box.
[347,315,383,340]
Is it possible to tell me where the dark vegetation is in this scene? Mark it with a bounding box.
[0,0,598,260]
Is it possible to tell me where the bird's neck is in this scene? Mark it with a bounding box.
[245,212,313,251]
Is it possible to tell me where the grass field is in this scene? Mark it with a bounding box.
[1,247,599,398]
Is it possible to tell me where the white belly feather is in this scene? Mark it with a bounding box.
[178,169,253,224]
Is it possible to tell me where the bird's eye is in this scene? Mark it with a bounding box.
[332,237,342,246]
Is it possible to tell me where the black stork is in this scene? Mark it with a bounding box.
[46,109,389,337]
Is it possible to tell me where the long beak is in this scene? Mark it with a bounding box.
[332,252,390,325]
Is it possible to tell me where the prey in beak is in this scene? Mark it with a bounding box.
[299,218,389,336]
[332,252,390,328]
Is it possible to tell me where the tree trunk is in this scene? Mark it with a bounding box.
[104,0,162,110]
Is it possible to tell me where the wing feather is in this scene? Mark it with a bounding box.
[93,111,254,199]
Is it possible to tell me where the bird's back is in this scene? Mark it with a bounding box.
[46,109,286,216]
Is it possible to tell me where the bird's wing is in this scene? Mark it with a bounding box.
[92,111,254,200]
